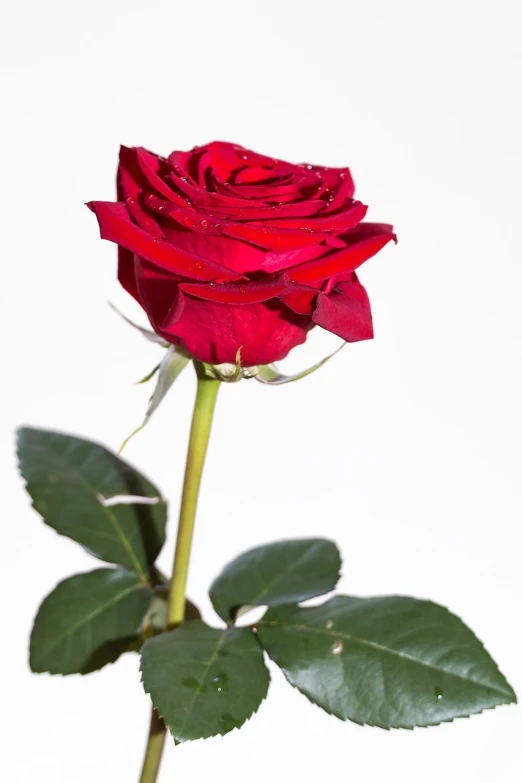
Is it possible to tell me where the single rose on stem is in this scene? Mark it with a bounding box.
[17,141,514,783]
[88,141,396,366]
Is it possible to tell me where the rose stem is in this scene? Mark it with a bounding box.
[138,367,221,783]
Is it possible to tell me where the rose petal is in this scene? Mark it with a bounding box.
[134,258,185,331]
[222,222,326,251]
[251,201,367,233]
[280,288,318,315]
[321,170,356,211]
[234,166,275,184]
[87,201,240,281]
[312,278,373,342]
[119,146,187,206]
[179,275,289,304]
[289,224,396,284]
[160,296,311,366]
[117,249,139,300]
[206,200,325,221]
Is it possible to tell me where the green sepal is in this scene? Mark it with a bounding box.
[253,343,345,385]
[120,345,190,451]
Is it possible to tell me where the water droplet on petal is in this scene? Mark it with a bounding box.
[238,286,246,293]
[214,223,222,232]
[180,176,188,183]
[125,197,135,205]
[331,641,343,655]
[339,172,347,179]
[241,154,248,160]
[195,261,205,270]
[305,164,313,170]
[200,219,210,230]
[326,620,334,630]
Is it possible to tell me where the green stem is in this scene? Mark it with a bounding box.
[137,370,220,783]
[138,710,167,783]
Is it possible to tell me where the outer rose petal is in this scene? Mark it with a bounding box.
[133,258,185,333]
[159,297,312,366]
[118,249,139,300]
[87,201,240,281]
[290,224,396,284]
[312,278,373,342]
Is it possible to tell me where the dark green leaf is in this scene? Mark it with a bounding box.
[30,569,152,675]
[257,596,516,729]
[209,538,341,622]
[141,620,270,741]
[17,427,167,578]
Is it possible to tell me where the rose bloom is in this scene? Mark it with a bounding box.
[88,142,395,366]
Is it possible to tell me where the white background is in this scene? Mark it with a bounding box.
[1,1,521,780]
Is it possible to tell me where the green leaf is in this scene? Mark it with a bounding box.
[257,596,516,729]
[253,343,345,385]
[17,427,167,578]
[119,345,190,451]
[141,620,270,741]
[30,568,152,675]
[210,538,341,622]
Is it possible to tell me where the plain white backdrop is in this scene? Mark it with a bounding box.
[1,0,521,780]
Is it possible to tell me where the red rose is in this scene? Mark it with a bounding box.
[88,142,395,366]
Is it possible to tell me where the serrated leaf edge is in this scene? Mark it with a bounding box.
[139,624,271,742]
[16,427,165,580]
[258,596,516,730]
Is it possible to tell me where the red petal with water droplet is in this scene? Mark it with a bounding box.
[250,201,367,232]
[179,276,289,304]
[87,201,239,281]
[119,146,187,206]
[222,222,325,251]
[289,224,396,284]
